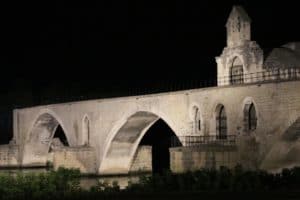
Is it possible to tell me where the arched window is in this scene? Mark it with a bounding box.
[82,116,90,145]
[244,103,257,131]
[192,106,201,134]
[230,57,244,84]
[216,105,227,139]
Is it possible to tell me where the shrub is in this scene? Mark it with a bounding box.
[1,166,300,199]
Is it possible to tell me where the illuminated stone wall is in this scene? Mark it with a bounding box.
[12,80,300,174]
[0,144,19,167]
[170,146,238,173]
[3,5,299,175]
[52,146,96,174]
[129,145,152,173]
[170,147,207,173]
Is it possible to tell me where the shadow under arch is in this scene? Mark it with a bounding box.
[99,111,181,175]
[22,113,70,166]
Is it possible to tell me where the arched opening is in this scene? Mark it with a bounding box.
[230,57,244,84]
[139,119,181,174]
[244,103,257,132]
[23,113,70,165]
[53,125,69,146]
[216,105,227,139]
[49,124,69,153]
[82,116,90,146]
[99,111,181,175]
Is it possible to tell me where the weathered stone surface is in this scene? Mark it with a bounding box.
[9,80,300,174]
[53,146,96,174]
[0,144,19,167]
[170,146,238,173]
[129,145,152,173]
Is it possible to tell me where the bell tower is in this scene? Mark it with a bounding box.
[215,5,264,86]
[226,6,251,47]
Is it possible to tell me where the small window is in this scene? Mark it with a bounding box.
[248,104,257,131]
[244,103,257,132]
[216,105,227,139]
[82,116,90,145]
[192,106,201,134]
[198,119,201,131]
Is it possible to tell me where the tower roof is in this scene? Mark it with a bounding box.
[226,5,251,27]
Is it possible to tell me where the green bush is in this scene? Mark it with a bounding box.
[0,167,80,200]
[126,166,300,193]
[0,166,300,199]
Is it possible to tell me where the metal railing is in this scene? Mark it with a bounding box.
[218,68,300,86]
[171,135,236,147]
[12,68,300,109]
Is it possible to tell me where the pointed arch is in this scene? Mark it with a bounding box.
[22,112,70,166]
[99,111,180,175]
[191,105,202,134]
[82,115,90,146]
[216,104,227,139]
[242,97,259,133]
[139,118,182,173]
[244,103,257,132]
[230,56,244,84]
[52,124,69,147]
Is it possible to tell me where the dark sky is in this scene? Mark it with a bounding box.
[0,0,299,142]
[1,0,300,89]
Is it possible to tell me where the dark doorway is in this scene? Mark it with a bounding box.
[53,125,69,146]
[139,119,181,174]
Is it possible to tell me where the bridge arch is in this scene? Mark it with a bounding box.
[22,110,71,166]
[99,111,181,175]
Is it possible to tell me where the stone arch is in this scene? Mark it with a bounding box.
[215,104,227,139]
[81,115,90,146]
[230,56,244,84]
[99,111,180,175]
[22,112,70,166]
[226,54,245,69]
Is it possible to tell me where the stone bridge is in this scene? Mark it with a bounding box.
[2,5,300,175]
[7,80,300,174]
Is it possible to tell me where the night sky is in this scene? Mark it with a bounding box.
[0,0,299,142]
[0,0,300,87]
[1,0,300,102]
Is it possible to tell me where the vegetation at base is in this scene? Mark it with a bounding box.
[0,166,300,199]
[126,165,300,192]
[0,167,80,200]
